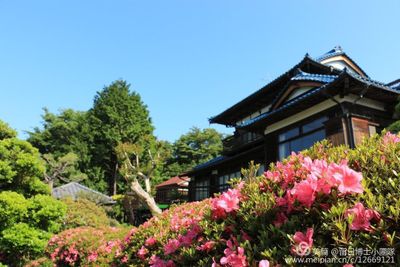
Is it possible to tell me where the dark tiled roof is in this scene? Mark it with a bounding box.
[387,79,400,90]
[291,70,337,83]
[316,46,346,62]
[315,46,369,78]
[239,83,331,128]
[346,70,400,92]
[193,156,226,170]
[238,68,400,129]
[209,55,338,125]
[52,182,115,204]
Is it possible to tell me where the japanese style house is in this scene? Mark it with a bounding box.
[186,46,400,201]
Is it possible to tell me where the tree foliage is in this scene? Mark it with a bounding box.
[42,152,87,189]
[88,80,155,195]
[0,132,48,197]
[162,127,224,177]
[27,109,104,191]
[0,120,66,266]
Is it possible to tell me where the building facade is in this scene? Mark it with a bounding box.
[186,46,400,201]
[155,176,189,205]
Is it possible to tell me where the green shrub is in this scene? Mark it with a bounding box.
[43,132,400,266]
[0,193,66,266]
[28,195,67,233]
[0,223,50,262]
[0,138,48,197]
[62,198,113,229]
[0,192,28,230]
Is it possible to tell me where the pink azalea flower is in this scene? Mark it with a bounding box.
[121,255,128,263]
[264,170,281,183]
[383,132,400,145]
[137,246,148,260]
[87,252,98,262]
[291,228,314,256]
[212,187,242,219]
[149,255,176,267]
[196,241,216,252]
[345,203,380,231]
[332,163,363,194]
[259,260,270,267]
[343,264,354,267]
[290,178,317,208]
[273,212,288,227]
[220,246,248,267]
[164,238,180,255]
[145,237,157,247]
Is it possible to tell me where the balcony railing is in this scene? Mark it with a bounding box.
[222,133,262,154]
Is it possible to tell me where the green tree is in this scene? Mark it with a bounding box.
[162,127,224,177]
[42,152,87,190]
[0,120,17,140]
[27,109,104,191]
[0,137,49,197]
[88,80,155,195]
[0,120,66,266]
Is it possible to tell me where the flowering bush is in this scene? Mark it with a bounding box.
[45,227,130,266]
[43,132,400,266]
[61,198,115,230]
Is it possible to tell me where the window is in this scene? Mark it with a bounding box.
[194,179,209,201]
[256,164,265,176]
[278,117,327,160]
[217,171,241,192]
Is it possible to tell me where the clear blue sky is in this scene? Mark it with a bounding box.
[1,1,399,142]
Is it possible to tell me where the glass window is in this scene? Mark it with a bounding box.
[256,164,265,176]
[303,117,327,133]
[194,180,209,201]
[278,117,327,160]
[278,127,299,142]
[217,171,241,192]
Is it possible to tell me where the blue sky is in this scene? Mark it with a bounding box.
[0,1,399,142]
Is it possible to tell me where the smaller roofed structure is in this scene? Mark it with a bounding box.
[155,176,190,204]
[52,182,115,205]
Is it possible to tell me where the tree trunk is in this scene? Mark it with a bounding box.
[112,162,118,195]
[48,179,54,191]
[130,180,162,216]
[144,176,151,193]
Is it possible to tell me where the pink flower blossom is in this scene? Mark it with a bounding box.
[291,228,314,256]
[164,238,180,255]
[196,241,216,252]
[383,132,400,145]
[345,203,380,231]
[87,252,98,262]
[332,163,363,194]
[212,187,242,219]
[145,237,157,247]
[137,246,148,260]
[273,212,288,227]
[121,255,128,263]
[343,264,354,267]
[220,246,248,267]
[149,255,176,267]
[259,260,270,267]
[290,178,317,208]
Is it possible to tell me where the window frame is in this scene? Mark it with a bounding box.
[278,116,328,160]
